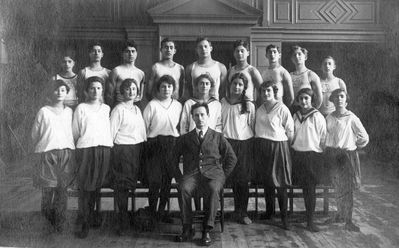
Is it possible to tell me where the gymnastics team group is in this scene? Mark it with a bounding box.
[31,36,369,245]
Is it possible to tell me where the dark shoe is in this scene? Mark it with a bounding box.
[345,221,360,232]
[201,231,212,246]
[75,223,89,239]
[175,228,194,242]
[282,218,291,230]
[90,213,102,228]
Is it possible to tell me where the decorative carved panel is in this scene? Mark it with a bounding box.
[266,0,379,26]
[274,0,292,24]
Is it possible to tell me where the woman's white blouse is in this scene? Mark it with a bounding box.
[72,103,113,148]
[110,102,146,145]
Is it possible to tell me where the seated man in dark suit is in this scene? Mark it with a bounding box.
[174,102,237,246]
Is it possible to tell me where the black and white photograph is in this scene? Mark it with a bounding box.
[0,0,398,247]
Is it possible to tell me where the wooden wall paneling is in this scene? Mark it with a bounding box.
[68,0,119,25]
[274,0,293,24]
[263,0,381,28]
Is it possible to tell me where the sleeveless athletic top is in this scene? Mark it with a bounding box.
[113,66,145,103]
[261,66,289,101]
[83,67,110,81]
[228,65,256,101]
[191,61,221,100]
[55,74,78,107]
[153,62,182,100]
[320,77,345,116]
[290,70,312,97]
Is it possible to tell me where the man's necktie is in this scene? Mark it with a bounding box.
[198,130,204,143]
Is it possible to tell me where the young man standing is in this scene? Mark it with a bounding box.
[147,38,185,101]
[261,44,294,107]
[185,37,227,100]
[77,42,111,103]
[106,40,145,108]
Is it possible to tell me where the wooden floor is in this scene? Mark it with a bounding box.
[1,155,399,248]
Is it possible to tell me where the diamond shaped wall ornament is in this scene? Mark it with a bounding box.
[318,0,356,24]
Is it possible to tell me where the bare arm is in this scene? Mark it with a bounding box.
[218,63,228,99]
[76,68,87,103]
[338,78,347,92]
[106,69,118,107]
[249,66,263,90]
[184,63,194,100]
[178,65,186,101]
[309,71,322,109]
[282,69,294,107]
[146,64,157,101]
[139,73,146,103]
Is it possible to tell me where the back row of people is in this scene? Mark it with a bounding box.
[54,38,346,117]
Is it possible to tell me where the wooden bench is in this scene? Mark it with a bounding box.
[67,182,335,215]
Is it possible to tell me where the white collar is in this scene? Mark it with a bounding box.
[196,127,208,136]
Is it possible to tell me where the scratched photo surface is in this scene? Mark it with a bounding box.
[0,0,399,247]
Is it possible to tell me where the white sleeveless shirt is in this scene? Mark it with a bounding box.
[191,61,222,100]
[152,62,183,100]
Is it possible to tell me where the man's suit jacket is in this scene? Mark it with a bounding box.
[175,128,237,181]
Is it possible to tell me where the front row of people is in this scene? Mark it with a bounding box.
[31,74,368,245]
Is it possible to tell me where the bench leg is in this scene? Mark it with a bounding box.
[289,188,294,215]
[220,189,224,233]
[255,185,258,217]
[323,188,329,215]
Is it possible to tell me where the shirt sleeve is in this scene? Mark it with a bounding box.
[110,106,122,142]
[142,103,153,136]
[352,115,369,149]
[31,109,44,149]
[315,112,327,150]
[179,102,191,135]
[72,105,82,143]
[282,107,295,142]
[214,102,222,132]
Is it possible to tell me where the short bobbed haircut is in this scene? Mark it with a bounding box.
[156,75,176,92]
[194,73,215,88]
[296,88,314,102]
[53,79,70,94]
[329,88,349,103]
[85,76,105,92]
[120,78,139,95]
[260,80,278,99]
